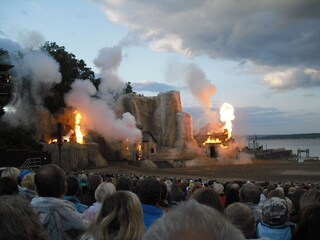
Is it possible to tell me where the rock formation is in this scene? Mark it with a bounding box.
[117,91,200,160]
[42,142,107,169]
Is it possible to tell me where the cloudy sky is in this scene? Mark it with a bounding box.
[1,0,319,135]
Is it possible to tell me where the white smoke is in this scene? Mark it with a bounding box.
[64,79,141,142]
[2,50,62,127]
[18,30,45,50]
[216,138,253,165]
[94,46,125,92]
[64,44,141,143]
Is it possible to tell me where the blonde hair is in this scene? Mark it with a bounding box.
[95,182,116,203]
[21,173,36,191]
[1,167,20,181]
[82,191,145,240]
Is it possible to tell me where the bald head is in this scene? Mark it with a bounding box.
[35,164,66,198]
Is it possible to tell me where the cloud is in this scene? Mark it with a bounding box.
[94,0,320,69]
[132,81,180,93]
[264,67,320,90]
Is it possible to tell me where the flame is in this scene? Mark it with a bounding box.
[202,136,222,146]
[137,142,142,160]
[219,103,235,139]
[74,111,84,144]
[48,139,57,144]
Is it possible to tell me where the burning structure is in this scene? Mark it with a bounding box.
[0,46,244,170]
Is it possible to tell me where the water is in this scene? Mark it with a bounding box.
[252,138,320,159]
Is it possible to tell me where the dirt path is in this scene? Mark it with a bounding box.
[89,159,320,183]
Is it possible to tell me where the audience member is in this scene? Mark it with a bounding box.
[64,175,88,213]
[19,169,33,183]
[83,182,116,221]
[187,181,203,197]
[169,181,186,204]
[0,195,48,240]
[299,189,320,209]
[137,178,163,228]
[143,200,245,240]
[189,187,225,214]
[79,174,103,206]
[115,176,132,191]
[0,176,19,195]
[158,181,170,211]
[225,185,240,207]
[213,182,226,205]
[31,164,86,240]
[1,167,20,181]
[20,172,37,201]
[226,202,257,239]
[256,197,292,240]
[292,203,320,240]
[81,191,145,240]
[240,182,262,222]
[288,188,304,225]
[267,189,285,199]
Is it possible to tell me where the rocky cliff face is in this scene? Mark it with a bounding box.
[117,91,200,160]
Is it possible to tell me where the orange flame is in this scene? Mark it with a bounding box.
[48,139,58,144]
[74,111,84,144]
[219,103,235,139]
[202,136,222,146]
[137,142,142,160]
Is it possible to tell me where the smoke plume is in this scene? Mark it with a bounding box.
[64,79,141,142]
[65,44,141,142]
[185,64,216,108]
[94,46,125,92]
[2,50,62,127]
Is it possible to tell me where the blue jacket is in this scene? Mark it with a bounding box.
[257,221,292,240]
[141,203,163,228]
[64,195,88,213]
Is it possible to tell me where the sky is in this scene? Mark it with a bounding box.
[0,0,319,136]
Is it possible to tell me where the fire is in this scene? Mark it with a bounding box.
[74,111,84,144]
[137,142,142,160]
[219,103,235,139]
[48,139,57,144]
[202,103,235,147]
[202,136,222,146]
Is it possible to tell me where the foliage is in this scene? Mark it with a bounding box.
[124,81,136,94]
[0,122,42,150]
[41,42,97,113]
[0,48,10,64]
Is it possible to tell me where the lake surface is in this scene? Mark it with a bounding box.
[252,138,320,159]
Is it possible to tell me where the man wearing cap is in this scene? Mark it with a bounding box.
[257,197,292,240]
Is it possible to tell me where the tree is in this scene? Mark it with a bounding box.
[0,122,42,150]
[124,81,136,94]
[41,42,97,113]
[0,49,10,64]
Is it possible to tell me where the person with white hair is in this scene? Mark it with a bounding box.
[83,182,116,221]
[143,200,245,240]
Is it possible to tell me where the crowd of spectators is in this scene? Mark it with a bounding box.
[0,164,320,239]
